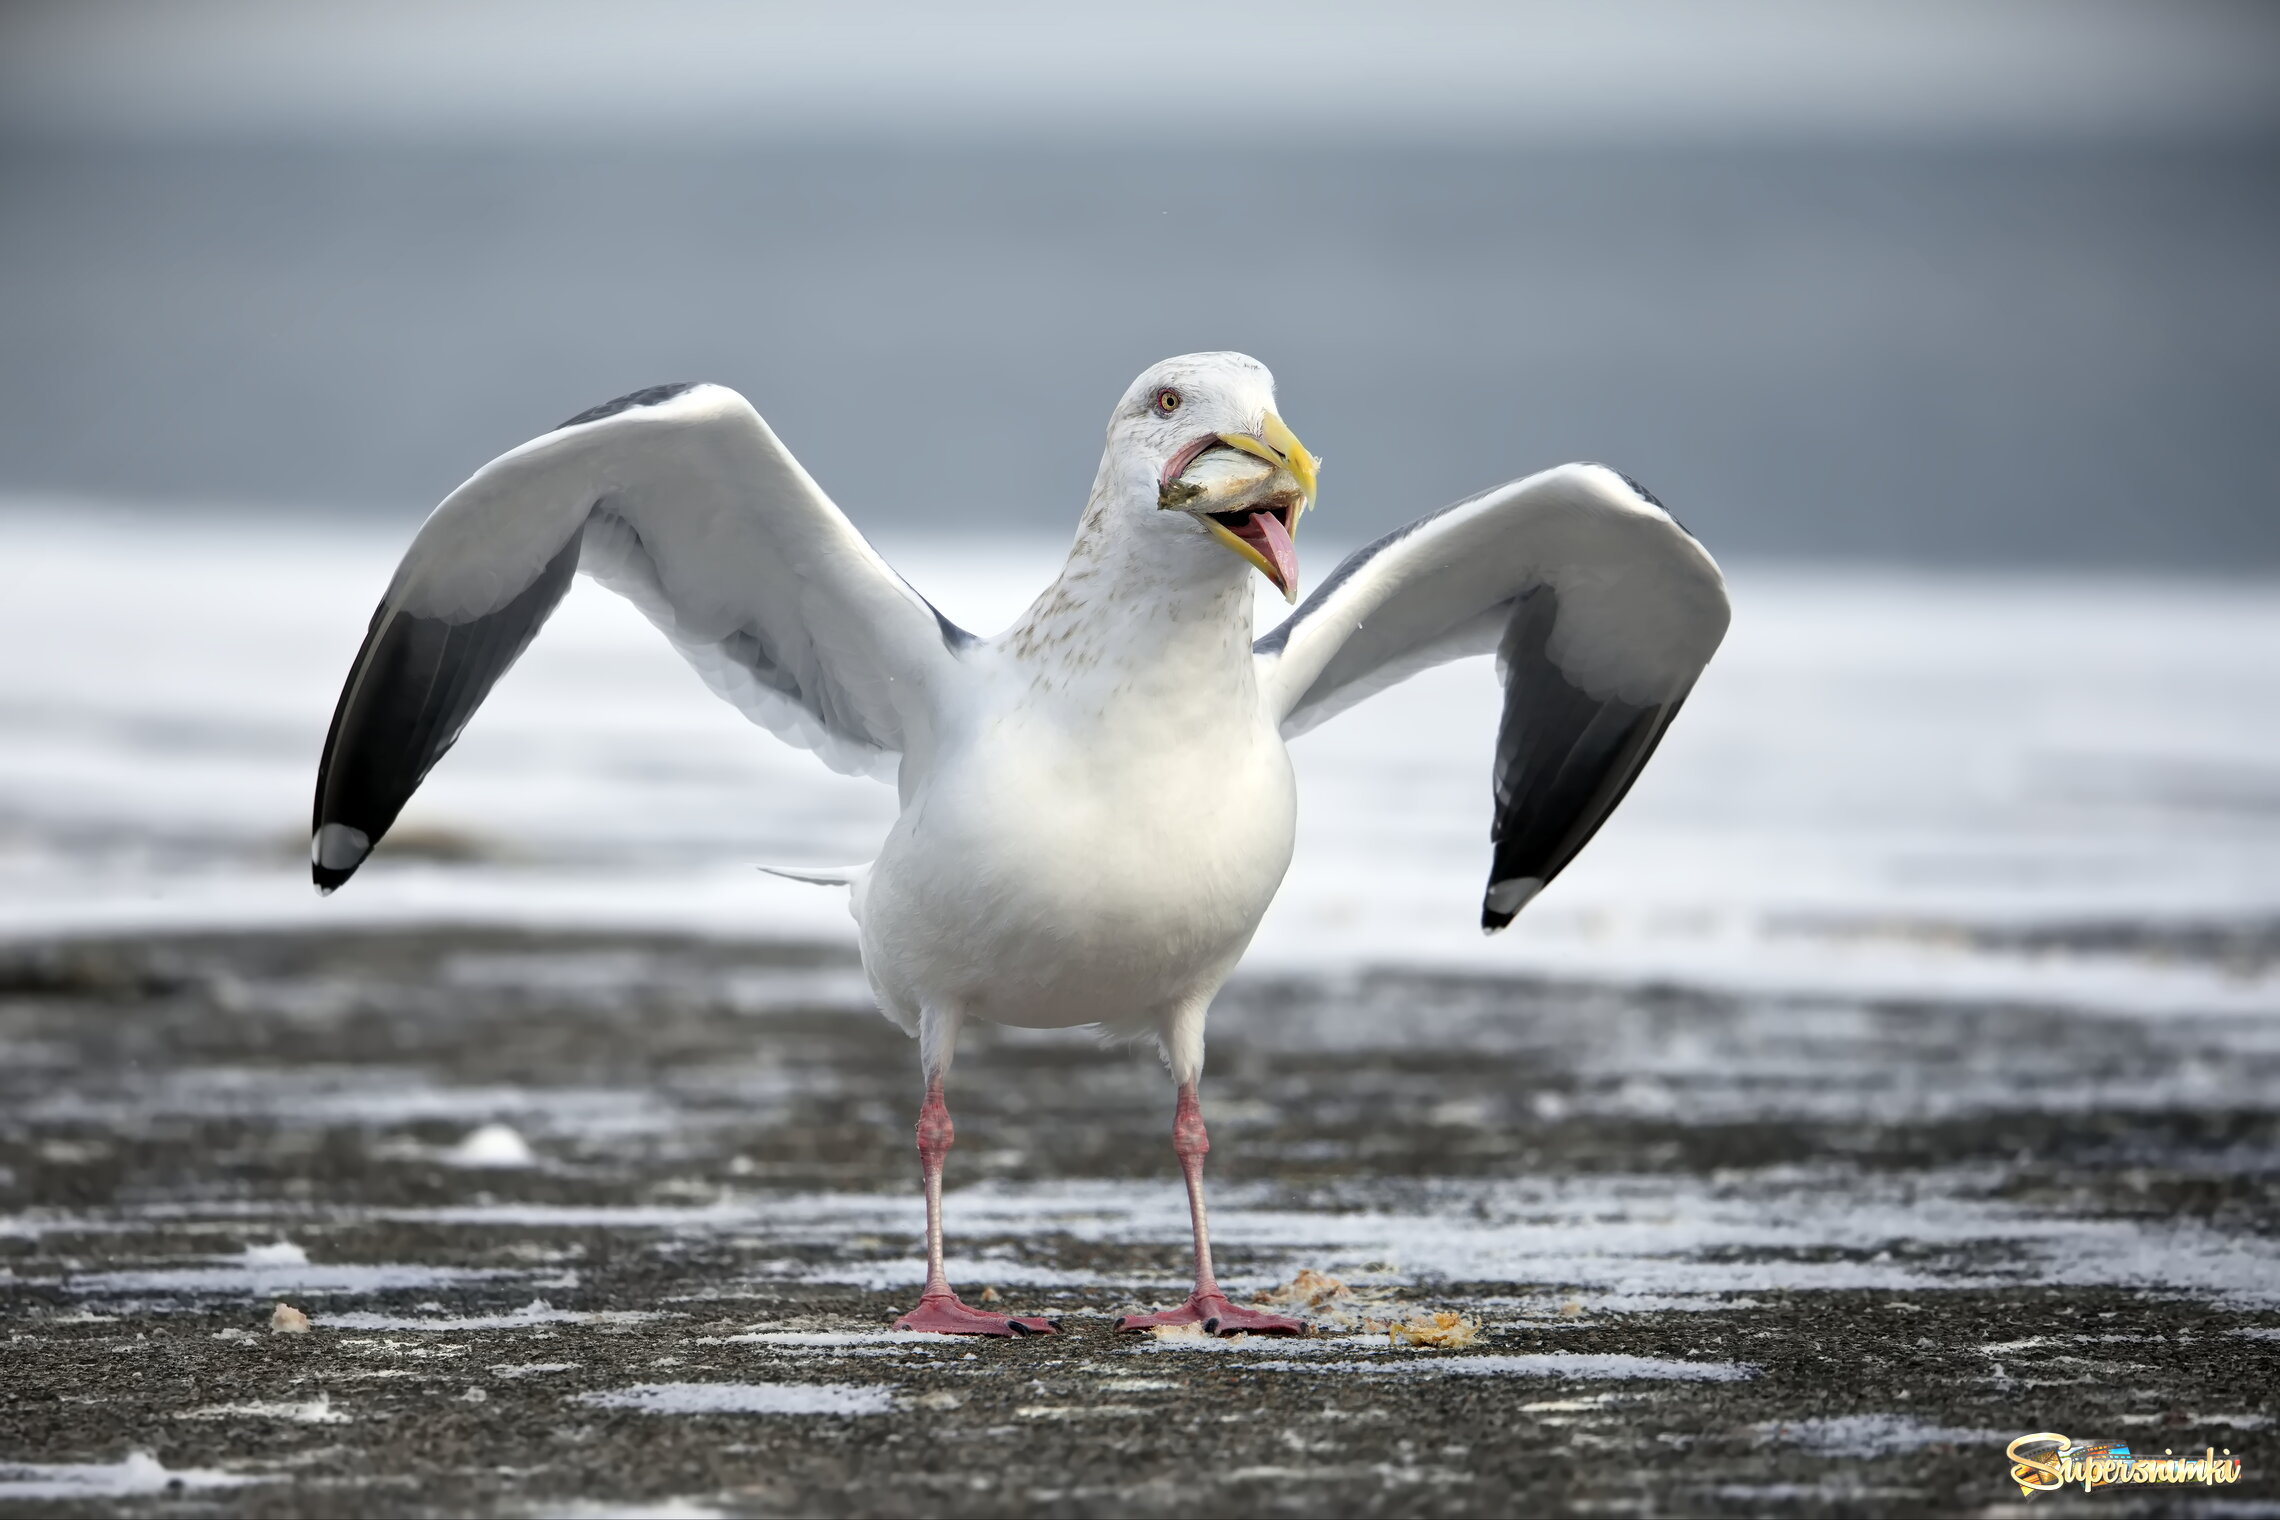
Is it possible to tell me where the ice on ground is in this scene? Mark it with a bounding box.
[724,1331,964,1348]
[182,1394,348,1424]
[67,1259,518,1298]
[318,1298,658,1331]
[538,1500,730,1520]
[1129,1329,1279,1353]
[25,1067,674,1134]
[1760,1414,2005,1456]
[51,1157,2277,1308]
[577,1382,896,1416]
[0,1451,264,1500]
[1247,1353,1758,1381]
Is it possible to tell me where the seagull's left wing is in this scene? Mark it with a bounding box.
[1256,463,1730,931]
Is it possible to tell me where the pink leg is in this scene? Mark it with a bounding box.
[891,1076,1057,1337]
[1116,1083,1304,1336]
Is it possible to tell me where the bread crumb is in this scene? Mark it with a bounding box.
[1389,1311,1480,1350]
[1559,1299,1585,1319]
[1251,1268,1402,1331]
[1253,1268,1349,1311]
[1151,1321,1244,1344]
[269,1302,312,1334]
[978,1286,1001,1303]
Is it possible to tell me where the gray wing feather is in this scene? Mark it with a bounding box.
[1256,463,1729,930]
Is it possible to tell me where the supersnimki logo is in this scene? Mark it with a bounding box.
[2006,1433,2244,1496]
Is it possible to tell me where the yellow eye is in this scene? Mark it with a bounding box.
[1154,388,1182,415]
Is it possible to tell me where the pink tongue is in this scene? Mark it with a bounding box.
[1251,509,1299,596]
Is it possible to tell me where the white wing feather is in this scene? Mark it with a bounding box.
[312,382,962,888]
[386,383,959,777]
[1260,463,1726,730]
[1256,463,1730,929]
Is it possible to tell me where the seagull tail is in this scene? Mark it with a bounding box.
[757,862,870,889]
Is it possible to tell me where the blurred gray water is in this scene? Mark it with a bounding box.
[3,140,2276,565]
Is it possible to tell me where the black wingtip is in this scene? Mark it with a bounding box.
[309,530,582,903]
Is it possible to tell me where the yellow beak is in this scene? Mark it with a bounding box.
[1213,411,1319,510]
[1202,412,1317,602]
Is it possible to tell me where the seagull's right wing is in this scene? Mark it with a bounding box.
[312,382,968,891]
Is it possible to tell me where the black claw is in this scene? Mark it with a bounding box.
[1008,1320,1034,1336]
[1204,1316,1223,1335]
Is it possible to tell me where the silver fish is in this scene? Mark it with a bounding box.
[1158,446,1302,514]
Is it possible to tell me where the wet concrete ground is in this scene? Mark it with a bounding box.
[1,927,2275,1517]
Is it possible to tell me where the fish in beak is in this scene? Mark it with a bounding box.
[1158,412,1318,601]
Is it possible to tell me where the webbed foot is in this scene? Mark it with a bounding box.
[893,1290,1059,1337]
[1115,1292,1304,1336]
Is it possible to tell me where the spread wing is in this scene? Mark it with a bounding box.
[311,382,969,891]
[1256,463,1730,931]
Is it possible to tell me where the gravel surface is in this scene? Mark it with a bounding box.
[2,927,2275,1517]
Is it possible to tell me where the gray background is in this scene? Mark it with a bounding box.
[2,1,2275,566]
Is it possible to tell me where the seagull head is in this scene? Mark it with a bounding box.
[1104,352,1319,602]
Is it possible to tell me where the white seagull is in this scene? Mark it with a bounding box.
[312,353,1730,1336]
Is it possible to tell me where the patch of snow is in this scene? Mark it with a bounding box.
[538,1500,730,1520]
[318,1298,656,1331]
[1248,1353,1757,1381]
[1486,1292,1765,1316]
[1760,1413,2003,1455]
[66,1260,517,1298]
[724,1330,958,1348]
[182,1394,348,1425]
[445,1122,536,1169]
[1711,1483,1920,1504]
[0,1451,264,1501]
[1125,1332,1267,1353]
[238,1240,309,1266]
[577,1382,895,1416]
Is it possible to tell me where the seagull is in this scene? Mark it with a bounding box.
[312,352,1730,1336]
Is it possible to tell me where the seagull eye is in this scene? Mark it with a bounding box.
[1153,388,1183,415]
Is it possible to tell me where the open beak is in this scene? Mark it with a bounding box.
[1197,412,1317,603]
